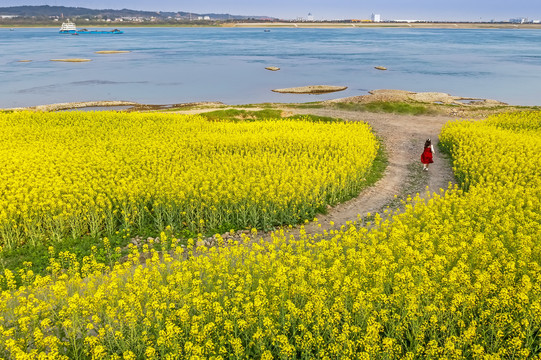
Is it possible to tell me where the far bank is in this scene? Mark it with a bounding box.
[3,21,541,29]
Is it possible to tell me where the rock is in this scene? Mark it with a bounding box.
[374,66,387,70]
[265,66,280,71]
[272,85,347,94]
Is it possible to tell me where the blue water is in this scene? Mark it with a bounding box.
[2,27,541,107]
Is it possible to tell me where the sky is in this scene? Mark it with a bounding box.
[2,0,541,21]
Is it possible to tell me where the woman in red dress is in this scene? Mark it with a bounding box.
[421,138,435,171]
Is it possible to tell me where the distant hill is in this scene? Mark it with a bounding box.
[0,5,275,21]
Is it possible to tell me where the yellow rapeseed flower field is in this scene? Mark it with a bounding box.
[1,111,540,359]
[0,111,378,248]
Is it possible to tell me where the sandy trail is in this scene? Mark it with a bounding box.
[282,109,457,234]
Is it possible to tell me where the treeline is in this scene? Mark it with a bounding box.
[0,5,272,21]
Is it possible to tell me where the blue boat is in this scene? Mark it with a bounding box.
[59,21,123,34]
[77,28,124,34]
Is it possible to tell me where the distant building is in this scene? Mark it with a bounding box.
[393,19,424,23]
[371,13,381,22]
[0,15,19,19]
[509,18,528,24]
[307,13,314,21]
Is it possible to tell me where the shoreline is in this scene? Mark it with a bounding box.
[3,22,541,29]
[228,22,541,29]
[2,90,538,117]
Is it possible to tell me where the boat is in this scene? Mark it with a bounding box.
[77,28,124,34]
[59,21,123,34]
[59,21,77,34]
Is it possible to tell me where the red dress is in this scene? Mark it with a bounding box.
[421,146,433,164]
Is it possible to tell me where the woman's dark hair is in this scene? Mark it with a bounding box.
[424,139,431,148]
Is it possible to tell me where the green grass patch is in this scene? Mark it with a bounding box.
[364,137,388,188]
[334,101,436,115]
[198,109,344,123]
[283,102,325,109]
[286,114,344,123]
[199,109,283,121]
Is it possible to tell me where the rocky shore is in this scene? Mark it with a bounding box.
[325,89,507,106]
[0,90,514,114]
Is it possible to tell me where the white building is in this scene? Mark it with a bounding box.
[307,13,314,21]
[509,18,528,24]
[371,13,381,22]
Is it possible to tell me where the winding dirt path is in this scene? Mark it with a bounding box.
[174,107,458,234]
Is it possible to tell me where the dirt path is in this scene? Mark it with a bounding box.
[282,109,457,234]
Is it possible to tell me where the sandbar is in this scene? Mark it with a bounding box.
[95,50,131,54]
[50,58,92,62]
[272,85,347,94]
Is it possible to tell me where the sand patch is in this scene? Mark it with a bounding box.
[95,51,131,54]
[50,59,92,62]
[272,85,347,94]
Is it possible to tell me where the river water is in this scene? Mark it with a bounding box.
[2,27,541,107]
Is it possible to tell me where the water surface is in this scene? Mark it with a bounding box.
[2,27,541,107]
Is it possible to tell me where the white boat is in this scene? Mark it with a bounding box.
[59,21,77,34]
[59,20,123,34]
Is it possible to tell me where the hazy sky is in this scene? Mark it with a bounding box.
[2,0,541,21]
